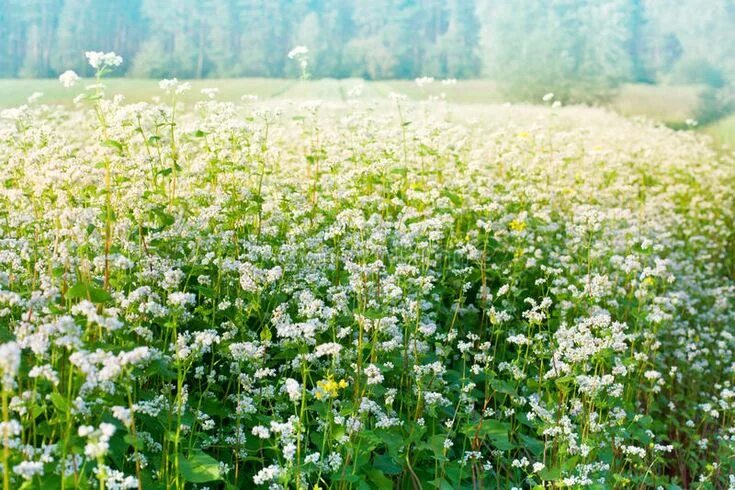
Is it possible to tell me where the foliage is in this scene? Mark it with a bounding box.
[693,87,735,126]
[0,0,482,80]
[2,0,735,102]
[479,0,636,103]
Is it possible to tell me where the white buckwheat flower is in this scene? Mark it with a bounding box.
[85,51,123,70]
[287,46,308,60]
[0,342,21,389]
[59,70,80,88]
[283,378,301,402]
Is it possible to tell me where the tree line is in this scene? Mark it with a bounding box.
[1,0,733,99]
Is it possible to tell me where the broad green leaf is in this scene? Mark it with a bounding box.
[539,466,562,481]
[179,451,222,483]
[429,478,454,490]
[519,434,544,456]
[124,433,144,451]
[465,419,515,451]
[367,468,393,490]
[66,281,111,303]
[373,453,401,475]
[489,378,516,395]
[103,139,124,153]
[50,393,69,412]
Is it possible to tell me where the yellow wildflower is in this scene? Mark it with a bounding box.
[315,375,348,400]
[509,219,526,232]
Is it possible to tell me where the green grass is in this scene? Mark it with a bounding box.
[377,79,505,103]
[0,78,699,112]
[4,77,733,148]
[610,83,703,124]
[703,113,735,150]
[0,78,295,107]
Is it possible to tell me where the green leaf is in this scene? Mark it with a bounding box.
[489,378,516,395]
[418,434,449,461]
[362,308,384,320]
[108,431,127,468]
[539,466,562,481]
[147,358,177,380]
[0,324,14,343]
[179,451,222,483]
[21,474,63,489]
[50,393,69,412]
[153,209,175,228]
[332,473,360,483]
[66,281,88,299]
[66,281,111,304]
[429,478,454,490]
[464,420,515,451]
[89,287,112,303]
[375,429,403,457]
[124,433,144,451]
[554,375,575,395]
[519,434,544,456]
[441,189,462,206]
[373,453,401,475]
[562,455,579,471]
[103,139,124,153]
[366,469,393,489]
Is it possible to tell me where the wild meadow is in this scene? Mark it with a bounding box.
[0,52,734,490]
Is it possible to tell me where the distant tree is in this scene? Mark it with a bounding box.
[480,0,635,102]
[53,0,143,76]
[628,0,653,83]
[131,0,215,78]
[294,0,354,78]
[345,0,403,79]
[642,0,735,85]
[0,1,13,76]
[640,0,735,125]
[344,36,398,80]
[427,0,481,78]
[16,0,63,78]
[0,0,732,92]
[222,0,294,78]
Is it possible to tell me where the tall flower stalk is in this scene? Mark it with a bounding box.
[84,51,123,291]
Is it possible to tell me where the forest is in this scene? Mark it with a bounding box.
[1,0,734,95]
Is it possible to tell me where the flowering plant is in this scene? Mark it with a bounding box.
[0,53,733,489]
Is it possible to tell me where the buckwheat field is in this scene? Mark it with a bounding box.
[1,54,735,490]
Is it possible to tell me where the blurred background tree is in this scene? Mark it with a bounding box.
[0,0,733,107]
